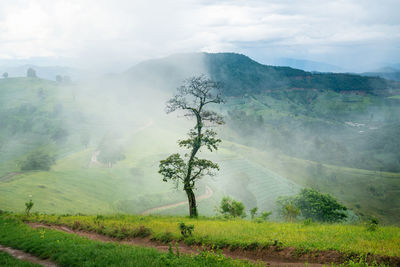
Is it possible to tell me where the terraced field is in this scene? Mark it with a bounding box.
[215,158,301,214]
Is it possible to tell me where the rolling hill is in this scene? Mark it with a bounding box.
[0,53,400,225]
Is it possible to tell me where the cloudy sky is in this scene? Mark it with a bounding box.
[0,0,399,71]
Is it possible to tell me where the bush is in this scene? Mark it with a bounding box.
[132,226,152,237]
[25,199,34,216]
[297,188,347,222]
[283,204,300,222]
[260,211,272,221]
[98,143,125,167]
[277,188,348,223]
[218,196,246,218]
[250,207,258,219]
[178,222,194,238]
[366,217,379,231]
[19,149,56,171]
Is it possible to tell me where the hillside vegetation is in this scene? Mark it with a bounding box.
[0,53,400,226]
[19,214,400,262]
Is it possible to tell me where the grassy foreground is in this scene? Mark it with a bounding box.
[0,251,41,267]
[0,216,254,267]
[25,214,400,258]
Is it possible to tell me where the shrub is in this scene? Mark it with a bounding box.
[250,207,258,219]
[283,204,300,222]
[178,222,194,238]
[217,196,246,218]
[297,188,347,222]
[260,211,272,221]
[24,199,34,216]
[132,226,152,238]
[366,217,379,232]
[277,188,348,222]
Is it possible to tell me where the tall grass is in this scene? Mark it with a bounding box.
[26,214,400,257]
[0,216,255,267]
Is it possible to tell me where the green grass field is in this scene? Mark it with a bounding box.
[23,213,400,258]
[0,251,41,267]
[1,125,399,225]
[0,216,254,267]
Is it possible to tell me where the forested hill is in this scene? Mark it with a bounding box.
[205,53,394,96]
[126,52,399,96]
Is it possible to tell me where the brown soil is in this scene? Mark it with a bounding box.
[0,244,57,267]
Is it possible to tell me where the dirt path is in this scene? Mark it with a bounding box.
[28,223,324,267]
[0,172,22,182]
[0,244,57,267]
[88,150,101,167]
[141,185,214,215]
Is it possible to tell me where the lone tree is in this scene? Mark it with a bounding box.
[159,75,224,217]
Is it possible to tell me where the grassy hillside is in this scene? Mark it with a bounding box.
[1,124,398,224]
[0,59,399,225]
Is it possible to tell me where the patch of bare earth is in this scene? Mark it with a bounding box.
[0,244,57,267]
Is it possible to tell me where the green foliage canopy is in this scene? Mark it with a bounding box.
[218,196,246,218]
[19,149,56,171]
[277,188,348,222]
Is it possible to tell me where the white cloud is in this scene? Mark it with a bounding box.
[0,0,399,71]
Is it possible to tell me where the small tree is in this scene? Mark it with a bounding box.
[296,188,347,222]
[283,204,300,222]
[27,67,37,78]
[19,149,56,171]
[98,144,125,167]
[277,188,347,223]
[260,211,272,221]
[159,75,224,217]
[25,199,34,216]
[250,207,258,219]
[218,196,246,218]
[178,222,194,237]
[366,216,379,231]
[56,75,63,82]
[2,72,8,78]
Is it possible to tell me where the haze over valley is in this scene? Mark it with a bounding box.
[0,1,400,266]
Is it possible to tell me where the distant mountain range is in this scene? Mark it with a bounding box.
[126,52,399,96]
[1,53,399,89]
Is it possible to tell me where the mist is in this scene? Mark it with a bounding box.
[0,1,399,228]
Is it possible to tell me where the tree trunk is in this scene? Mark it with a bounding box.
[185,187,198,218]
